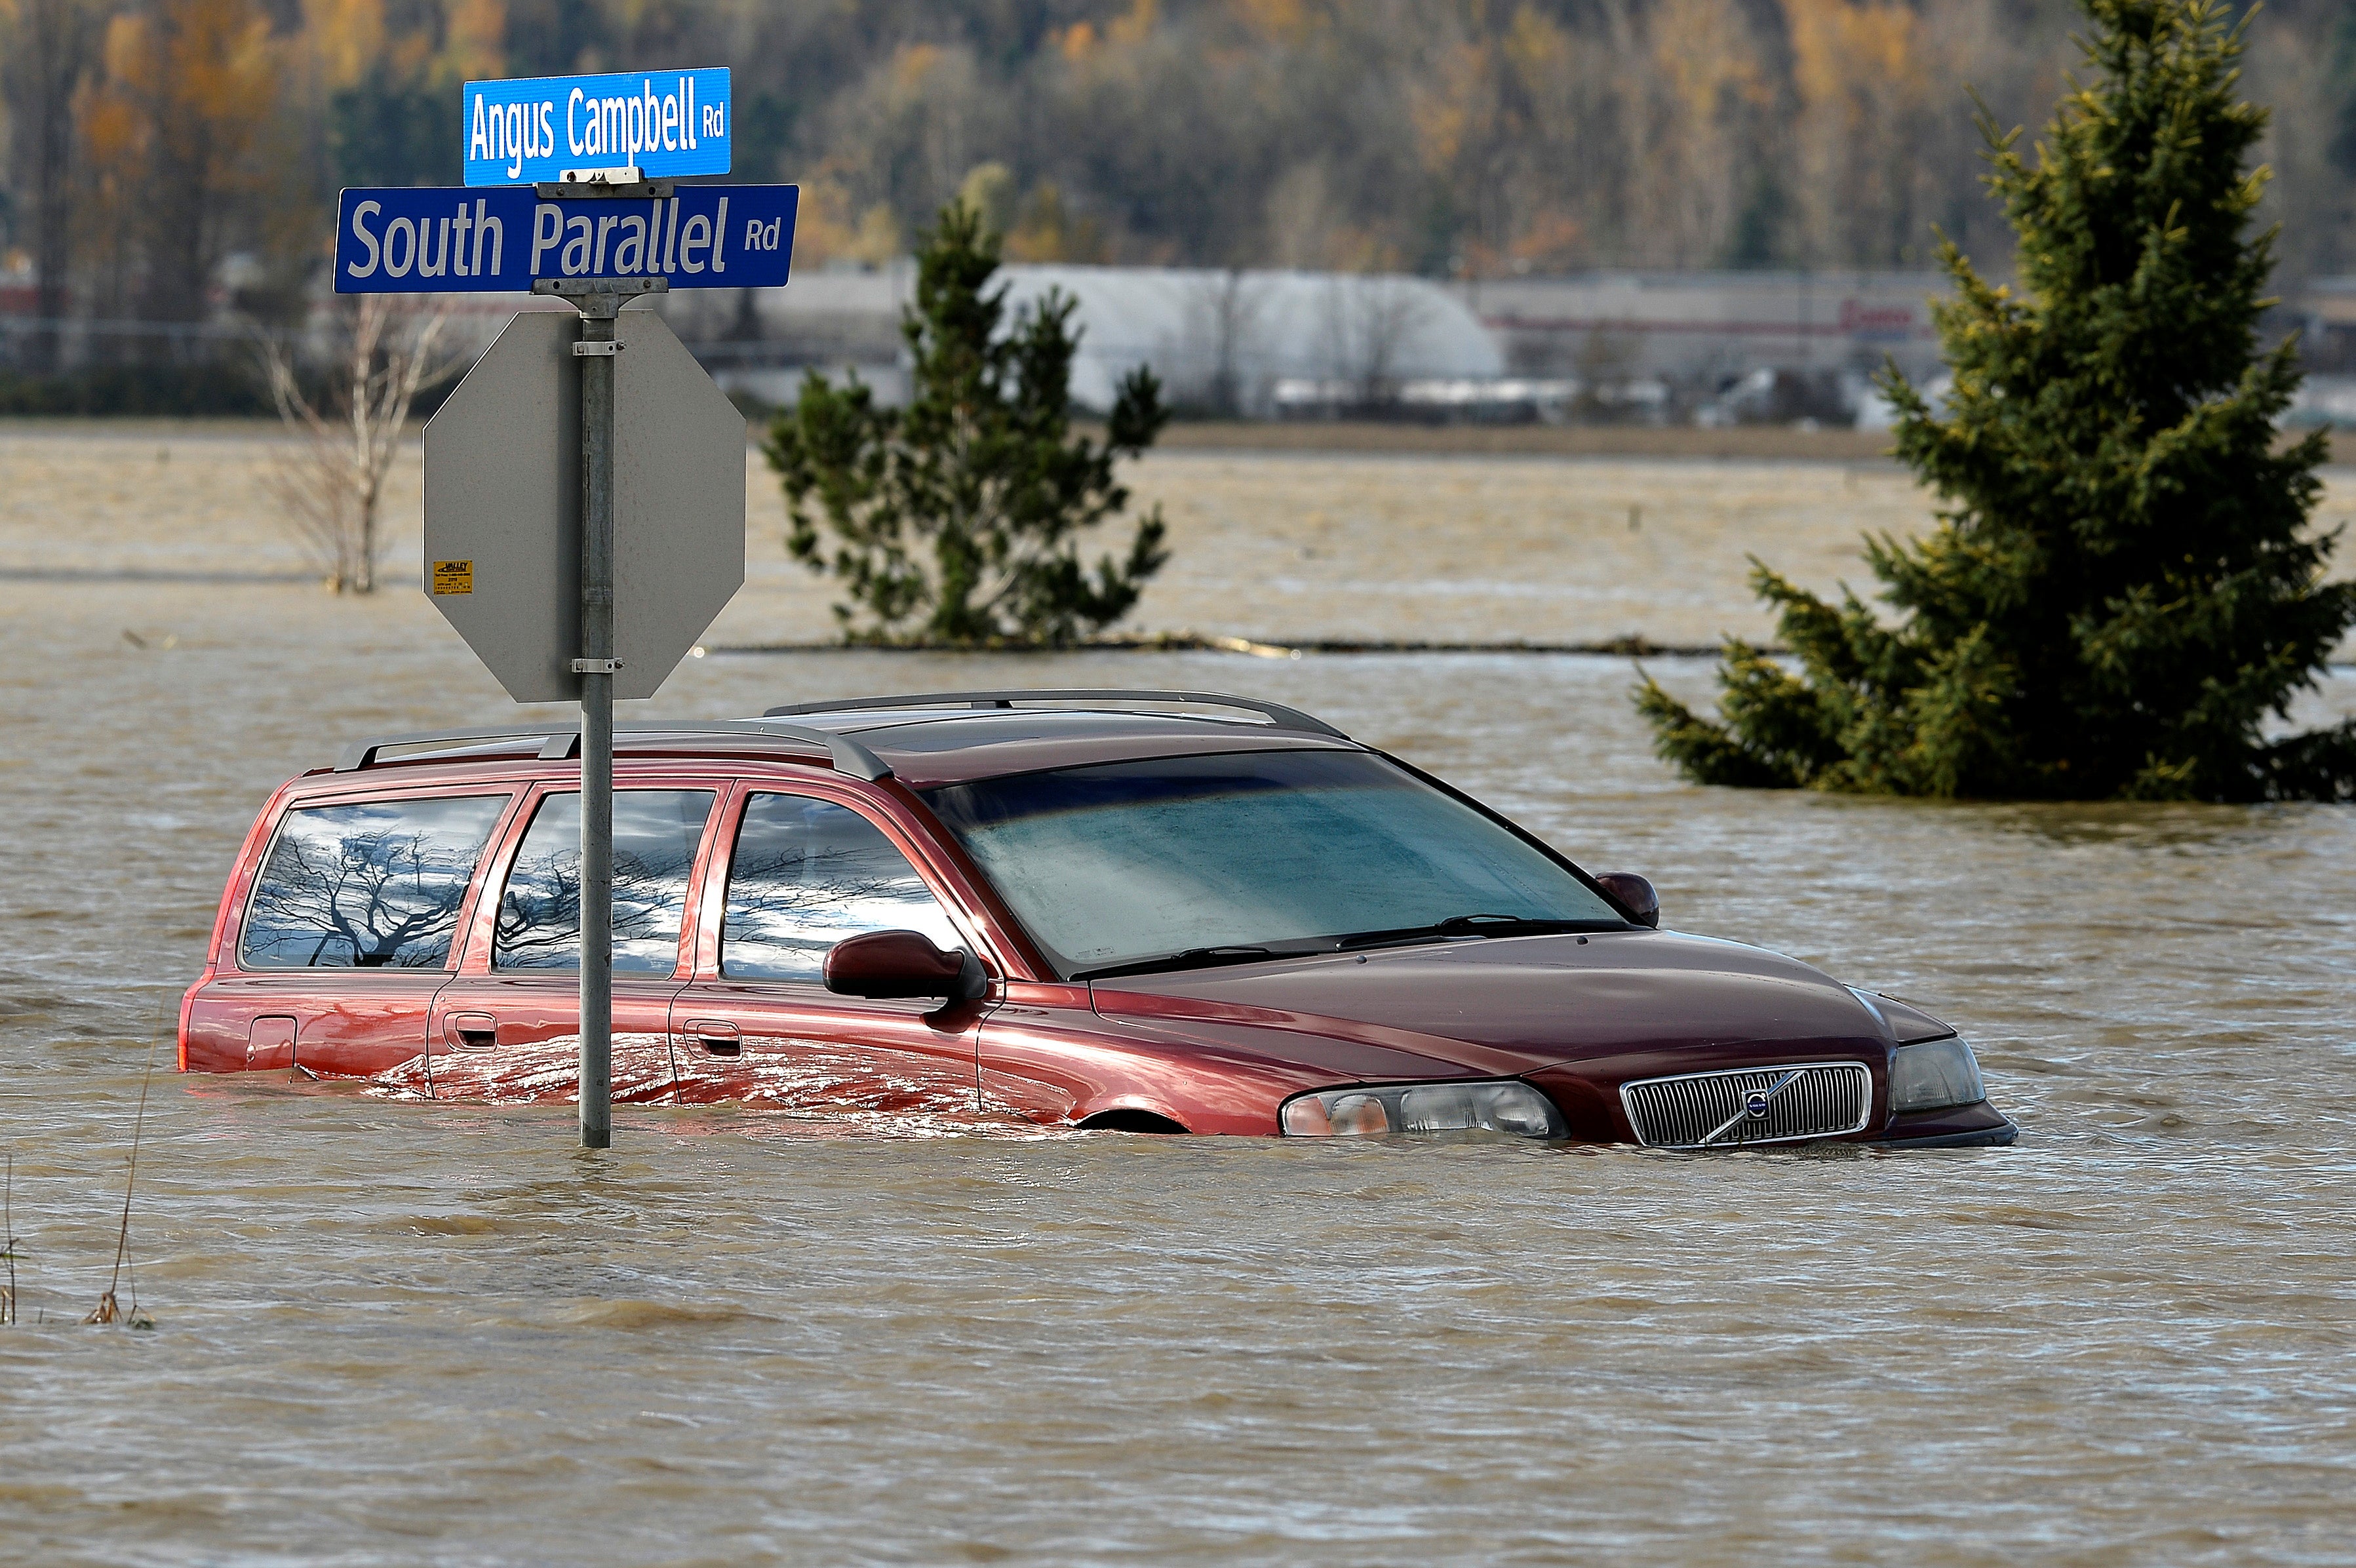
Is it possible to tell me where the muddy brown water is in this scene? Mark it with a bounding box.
[5,431,2356,1564]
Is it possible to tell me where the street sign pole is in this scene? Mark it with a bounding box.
[579,288,618,1151]
[581,286,619,1149]
[538,213,668,1150]
[389,65,771,1152]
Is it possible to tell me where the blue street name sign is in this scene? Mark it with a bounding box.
[333,185,796,293]
[462,68,730,186]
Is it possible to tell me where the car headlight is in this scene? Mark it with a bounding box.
[1889,1036,1986,1113]
[1280,1080,1563,1139]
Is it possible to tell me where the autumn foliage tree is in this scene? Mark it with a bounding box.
[0,0,101,369]
[1639,0,2356,802]
[79,0,277,325]
[765,203,1170,646]
[15,0,2356,359]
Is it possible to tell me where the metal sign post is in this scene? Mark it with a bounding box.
[578,285,620,1150]
[547,270,655,1149]
[528,173,684,1149]
[337,66,782,1150]
[420,291,749,1149]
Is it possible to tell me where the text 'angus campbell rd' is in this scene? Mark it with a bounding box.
[461,67,731,186]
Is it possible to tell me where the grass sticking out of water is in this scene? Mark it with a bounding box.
[83,1007,162,1331]
[3,1150,18,1326]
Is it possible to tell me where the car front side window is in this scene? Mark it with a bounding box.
[241,794,511,970]
[720,794,961,983]
[494,790,715,973]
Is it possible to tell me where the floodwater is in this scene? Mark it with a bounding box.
[5,428,2356,1564]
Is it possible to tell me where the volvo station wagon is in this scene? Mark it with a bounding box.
[180,689,2016,1148]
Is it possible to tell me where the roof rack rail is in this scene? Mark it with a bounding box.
[762,689,1350,740]
[332,720,893,780]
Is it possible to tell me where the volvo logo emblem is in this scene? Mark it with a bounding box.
[1697,1067,1809,1146]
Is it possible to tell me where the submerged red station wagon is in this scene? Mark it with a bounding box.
[182,689,2016,1148]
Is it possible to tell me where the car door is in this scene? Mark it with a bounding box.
[425,785,717,1102]
[197,788,517,1078]
[669,787,984,1116]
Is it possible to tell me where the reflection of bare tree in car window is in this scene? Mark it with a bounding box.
[242,796,509,968]
[722,795,960,982]
[494,791,715,973]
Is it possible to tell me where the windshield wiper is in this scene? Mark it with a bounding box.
[1074,945,1282,982]
[1332,914,1613,952]
[1078,916,1620,978]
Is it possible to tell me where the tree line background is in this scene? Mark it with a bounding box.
[3,0,2354,366]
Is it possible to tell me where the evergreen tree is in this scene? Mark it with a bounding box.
[1639,0,2356,802]
[764,203,1169,646]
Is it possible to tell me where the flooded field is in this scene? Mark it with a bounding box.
[4,426,2356,1564]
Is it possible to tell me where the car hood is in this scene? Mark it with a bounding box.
[1086,929,1915,1081]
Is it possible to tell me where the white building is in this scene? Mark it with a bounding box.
[1452,270,1955,390]
[659,263,1503,417]
[334,265,2356,428]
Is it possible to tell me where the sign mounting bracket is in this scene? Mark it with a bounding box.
[534,178,675,200]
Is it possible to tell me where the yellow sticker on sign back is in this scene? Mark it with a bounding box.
[431,560,474,595]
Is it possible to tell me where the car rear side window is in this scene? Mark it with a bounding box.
[241,794,510,970]
[721,794,960,983]
[494,791,715,973]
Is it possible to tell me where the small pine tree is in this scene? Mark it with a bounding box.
[1639,0,2356,802]
[764,203,1170,646]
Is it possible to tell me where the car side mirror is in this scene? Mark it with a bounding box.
[1594,872,1660,929]
[825,930,988,1002]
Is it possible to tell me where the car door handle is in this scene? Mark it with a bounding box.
[446,1012,498,1051]
[685,1019,741,1057]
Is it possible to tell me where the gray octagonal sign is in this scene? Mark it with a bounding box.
[423,305,746,703]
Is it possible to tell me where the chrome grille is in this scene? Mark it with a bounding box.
[1619,1062,1872,1148]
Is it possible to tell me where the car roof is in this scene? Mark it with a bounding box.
[317,690,1364,791]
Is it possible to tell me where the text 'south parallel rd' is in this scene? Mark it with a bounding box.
[332,186,796,293]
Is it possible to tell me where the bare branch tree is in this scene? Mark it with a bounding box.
[1354,277,1437,406]
[1185,268,1270,416]
[262,296,466,594]
[1320,275,1438,409]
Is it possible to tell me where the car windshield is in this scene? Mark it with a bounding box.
[922,750,1624,979]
